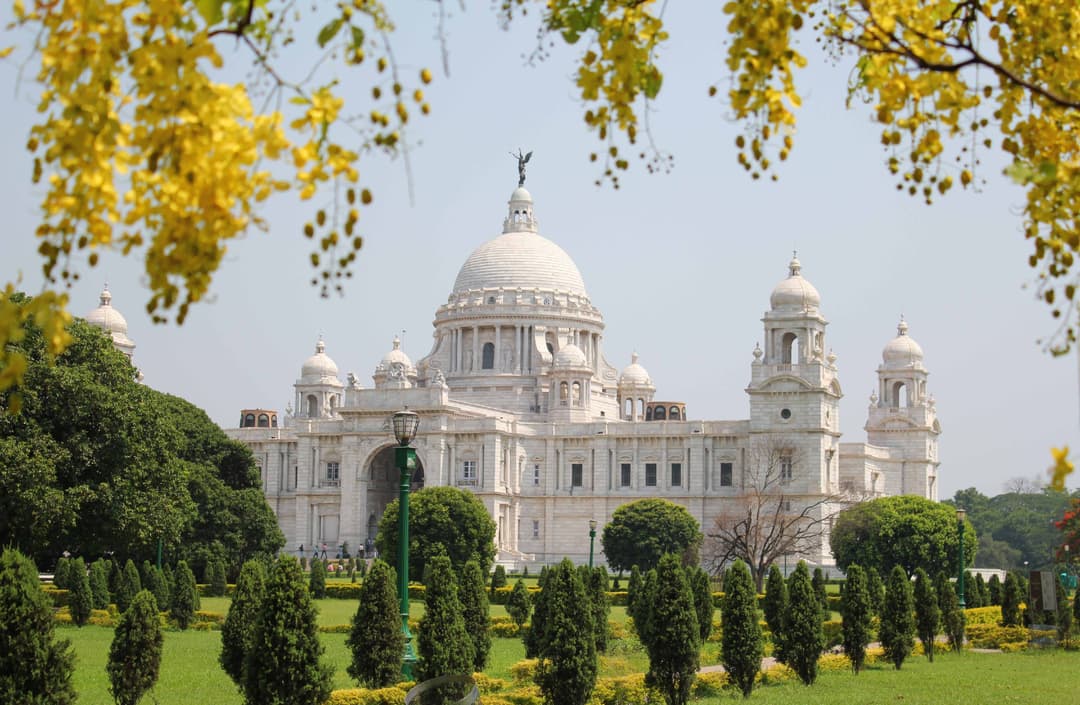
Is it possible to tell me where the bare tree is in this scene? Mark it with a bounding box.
[704,438,845,591]
[1002,476,1044,495]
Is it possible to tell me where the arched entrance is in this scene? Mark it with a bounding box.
[365,445,425,552]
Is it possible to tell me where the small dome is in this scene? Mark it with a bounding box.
[379,335,414,370]
[86,286,130,337]
[553,343,588,368]
[619,352,652,386]
[300,338,340,383]
[882,318,924,368]
[510,186,532,203]
[770,254,821,311]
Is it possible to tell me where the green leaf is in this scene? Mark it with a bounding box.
[317,17,344,49]
[195,0,225,26]
[350,25,365,50]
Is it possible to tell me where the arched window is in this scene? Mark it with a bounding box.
[487,296,496,304]
[781,332,799,364]
[257,413,270,427]
[328,396,336,411]
[655,406,666,420]
[271,415,278,428]
[645,406,653,421]
[307,394,318,417]
[892,381,908,407]
[572,381,582,404]
[559,381,569,404]
[482,342,495,369]
[243,413,255,427]
[623,398,632,418]
[669,406,681,420]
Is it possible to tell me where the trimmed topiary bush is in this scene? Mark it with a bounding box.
[107,590,163,705]
[346,559,403,688]
[720,560,762,697]
[220,559,267,688]
[880,566,915,669]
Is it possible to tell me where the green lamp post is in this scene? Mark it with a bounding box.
[956,508,966,608]
[392,408,420,679]
[588,519,597,569]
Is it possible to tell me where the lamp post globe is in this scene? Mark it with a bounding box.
[392,408,420,678]
[588,519,598,569]
[956,508,966,608]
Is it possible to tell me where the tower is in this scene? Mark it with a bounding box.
[617,352,655,421]
[294,337,344,418]
[865,318,941,499]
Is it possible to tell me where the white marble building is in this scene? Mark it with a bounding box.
[224,184,942,568]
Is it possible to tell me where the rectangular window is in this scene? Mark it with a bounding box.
[670,462,682,487]
[780,455,793,481]
[532,520,540,538]
[620,463,632,487]
[720,462,734,487]
[462,460,477,485]
[645,463,657,487]
[571,463,584,487]
[325,462,340,487]
[533,464,541,486]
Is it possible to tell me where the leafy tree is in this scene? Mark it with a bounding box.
[812,567,829,622]
[974,574,989,607]
[244,556,332,705]
[1055,575,1072,646]
[53,557,73,590]
[880,566,916,670]
[377,486,496,579]
[207,558,227,597]
[1001,572,1023,627]
[626,565,644,636]
[642,556,699,705]
[832,496,977,578]
[416,554,474,705]
[346,559,403,689]
[912,569,940,662]
[490,564,508,595]
[934,572,964,653]
[107,590,162,705]
[866,567,885,618]
[170,560,199,630]
[601,499,702,574]
[0,548,76,704]
[762,564,788,658]
[523,567,550,659]
[720,560,763,698]
[459,559,492,672]
[506,578,532,629]
[115,560,142,614]
[783,562,825,685]
[90,559,111,610]
[220,560,267,689]
[840,564,872,674]
[689,566,714,644]
[68,557,93,627]
[534,558,597,705]
[988,574,1003,605]
[143,566,169,613]
[587,567,611,654]
[308,558,327,599]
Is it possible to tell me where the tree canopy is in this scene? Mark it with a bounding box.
[0,298,283,569]
[601,498,702,573]
[830,495,976,577]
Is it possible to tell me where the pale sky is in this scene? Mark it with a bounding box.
[1,4,1076,498]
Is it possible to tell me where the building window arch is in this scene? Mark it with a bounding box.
[243,413,256,427]
[781,332,799,364]
[257,413,270,427]
[572,381,582,405]
[482,342,495,369]
[559,381,569,404]
[654,405,666,420]
[669,406,681,420]
[645,406,653,421]
[892,380,908,407]
[623,398,632,418]
[306,394,318,417]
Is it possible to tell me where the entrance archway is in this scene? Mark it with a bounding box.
[365,445,426,548]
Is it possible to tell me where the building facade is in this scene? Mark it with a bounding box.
[224,184,942,568]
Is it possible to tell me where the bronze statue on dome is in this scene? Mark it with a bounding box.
[512,149,532,186]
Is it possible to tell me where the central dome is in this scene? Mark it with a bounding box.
[452,187,589,298]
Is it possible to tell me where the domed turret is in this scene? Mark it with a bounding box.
[617,352,655,421]
[374,335,417,389]
[86,285,136,360]
[619,352,652,386]
[553,342,588,368]
[881,317,924,369]
[300,338,340,384]
[769,254,821,311]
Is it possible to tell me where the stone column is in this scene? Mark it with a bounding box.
[472,326,479,373]
[495,324,502,371]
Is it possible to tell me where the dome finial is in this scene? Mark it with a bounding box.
[788,251,802,277]
[897,315,908,336]
[631,351,639,365]
[99,282,112,306]
[392,334,401,350]
[315,335,326,354]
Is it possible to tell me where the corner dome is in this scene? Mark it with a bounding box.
[378,335,415,371]
[619,352,653,386]
[770,254,821,311]
[553,343,588,368]
[86,286,130,338]
[882,318,924,368]
[300,338,341,383]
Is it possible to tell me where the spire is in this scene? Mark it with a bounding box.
[99,283,112,307]
[788,250,802,278]
[392,334,401,351]
[897,315,909,336]
[315,336,326,354]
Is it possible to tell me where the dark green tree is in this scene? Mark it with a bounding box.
[534,558,597,705]
[879,565,916,669]
[0,548,77,704]
[490,564,507,595]
[417,554,474,705]
[346,559,403,688]
[308,558,327,599]
[1055,575,1072,645]
[626,565,645,636]
[762,564,788,660]
[689,566,714,644]
[812,567,830,622]
[588,567,611,653]
[720,560,762,698]
[974,573,989,607]
[207,558,227,597]
[170,560,199,630]
[376,486,496,579]
[220,559,267,689]
[1001,572,1023,626]
[107,590,162,705]
[866,567,885,618]
[90,558,111,610]
[831,496,977,577]
[961,572,980,607]
[643,555,699,705]
[912,568,940,662]
[839,564,872,674]
[783,562,825,685]
[523,566,550,658]
[53,557,73,590]
[601,499,702,574]
[143,566,169,613]
[244,556,332,705]
[115,559,142,614]
[459,559,492,672]
[934,572,964,653]
[68,557,93,627]
[506,578,531,629]
[987,574,1003,605]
